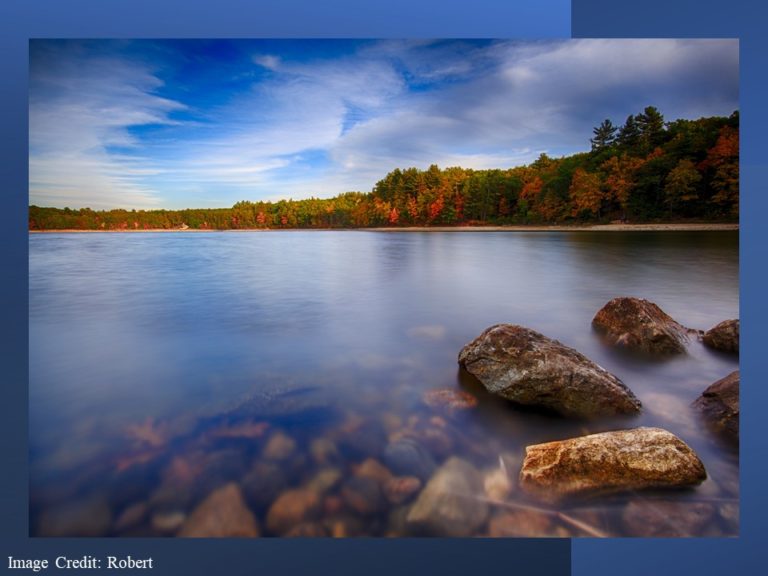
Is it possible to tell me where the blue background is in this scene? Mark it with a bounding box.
[571,0,765,573]
[2,1,765,575]
[1,2,571,576]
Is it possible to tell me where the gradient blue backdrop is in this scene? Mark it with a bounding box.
[572,0,765,574]
[2,1,764,575]
[1,2,571,576]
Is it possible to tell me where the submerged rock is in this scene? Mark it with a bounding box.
[228,384,335,424]
[151,510,186,535]
[308,468,343,495]
[458,324,641,418]
[406,457,488,537]
[694,370,739,443]
[383,438,437,481]
[483,467,513,501]
[265,488,321,535]
[353,458,393,485]
[241,461,287,512]
[113,502,148,533]
[284,522,329,537]
[336,415,388,460]
[383,476,422,505]
[520,427,706,502]
[592,297,694,354]
[422,389,478,413]
[37,494,112,537]
[309,438,341,466]
[262,431,297,461]
[622,500,717,537]
[341,476,384,516]
[487,510,558,538]
[178,483,259,537]
[702,319,739,354]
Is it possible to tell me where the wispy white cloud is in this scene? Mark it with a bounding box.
[29,39,739,209]
[29,44,185,209]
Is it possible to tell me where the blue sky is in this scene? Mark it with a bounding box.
[29,39,738,210]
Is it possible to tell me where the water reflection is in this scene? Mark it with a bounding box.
[29,231,738,537]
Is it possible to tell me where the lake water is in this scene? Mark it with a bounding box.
[29,230,739,537]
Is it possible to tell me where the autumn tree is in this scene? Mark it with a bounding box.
[602,154,645,217]
[569,168,604,219]
[664,159,702,214]
[704,125,739,216]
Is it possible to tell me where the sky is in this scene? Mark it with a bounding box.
[29,39,739,210]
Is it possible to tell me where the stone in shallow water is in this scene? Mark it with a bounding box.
[694,370,739,443]
[592,297,694,354]
[178,483,259,537]
[241,460,287,512]
[622,499,717,537]
[383,476,422,505]
[406,457,488,537]
[307,467,343,495]
[353,458,393,486]
[484,467,513,501]
[336,415,388,460]
[702,319,739,354]
[458,324,641,418]
[309,438,341,466]
[262,431,297,461]
[341,476,384,516]
[422,389,478,413]
[37,494,112,537]
[383,438,437,481]
[520,427,706,503]
[284,522,329,537]
[113,502,148,533]
[265,488,321,535]
[151,510,186,535]
[487,510,555,538]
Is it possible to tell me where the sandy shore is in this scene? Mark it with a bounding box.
[29,223,739,234]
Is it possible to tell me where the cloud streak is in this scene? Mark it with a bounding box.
[29,39,738,209]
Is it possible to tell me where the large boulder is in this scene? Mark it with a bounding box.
[458,324,641,418]
[592,297,694,354]
[520,427,706,502]
[702,319,739,354]
[693,370,739,443]
[406,457,488,536]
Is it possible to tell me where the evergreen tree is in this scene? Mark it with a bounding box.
[636,106,666,152]
[617,114,641,150]
[590,119,617,151]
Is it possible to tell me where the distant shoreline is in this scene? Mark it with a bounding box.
[29,223,739,234]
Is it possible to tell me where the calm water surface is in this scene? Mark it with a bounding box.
[29,230,739,537]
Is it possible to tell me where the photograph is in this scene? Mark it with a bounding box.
[28,38,739,538]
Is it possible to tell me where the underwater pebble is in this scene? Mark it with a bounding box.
[178,483,258,537]
[263,431,297,461]
[484,467,513,502]
[151,510,186,534]
[266,488,321,535]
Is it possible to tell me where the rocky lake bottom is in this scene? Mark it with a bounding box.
[29,230,739,537]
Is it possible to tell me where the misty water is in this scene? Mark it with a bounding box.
[29,230,739,537]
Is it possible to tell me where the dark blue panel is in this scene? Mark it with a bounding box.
[1,2,571,576]
[573,1,764,576]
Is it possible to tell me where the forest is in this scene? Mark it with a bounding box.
[29,107,739,230]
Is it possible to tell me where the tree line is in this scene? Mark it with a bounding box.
[29,107,738,231]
